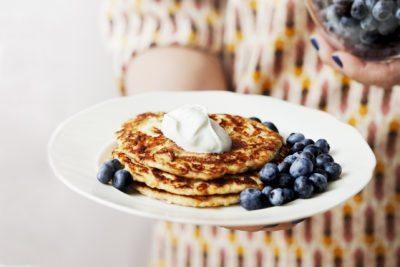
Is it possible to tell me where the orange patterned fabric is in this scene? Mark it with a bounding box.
[103,0,400,266]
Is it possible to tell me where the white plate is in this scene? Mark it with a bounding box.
[48,91,376,226]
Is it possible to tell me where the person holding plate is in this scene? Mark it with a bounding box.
[102,0,400,266]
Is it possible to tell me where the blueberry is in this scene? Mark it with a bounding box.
[315,154,334,167]
[314,167,329,177]
[360,16,379,31]
[303,145,322,156]
[290,142,305,154]
[277,173,294,188]
[240,188,267,210]
[365,0,378,10]
[340,16,359,27]
[106,159,123,171]
[250,117,261,123]
[282,188,295,202]
[262,121,279,133]
[261,186,273,197]
[315,139,330,154]
[286,133,305,147]
[351,0,368,19]
[283,154,298,165]
[396,8,400,20]
[259,163,279,185]
[360,31,381,45]
[112,169,132,190]
[294,176,314,199]
[97,163,115,184]
[334,0,352,16]
[269,188,286,206]
[309,173,328,193]
[323,162,342,181]
[289,157,314,177]
[300,138,315,147]
[378,17,399,35]
[299,151,315,162]
[372,0,394,21]
[278,162,290,173]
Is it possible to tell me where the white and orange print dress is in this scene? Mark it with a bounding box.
[103,0,400,266]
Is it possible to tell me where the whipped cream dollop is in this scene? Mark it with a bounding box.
[161,105,232,154]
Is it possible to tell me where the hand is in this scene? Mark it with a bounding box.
[222,218,306,232]
[310,33,400,89]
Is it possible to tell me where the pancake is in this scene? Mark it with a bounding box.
[113,151,263,196]
[133,182,240,207]
[116,112,283,180]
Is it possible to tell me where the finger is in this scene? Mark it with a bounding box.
[223,225,266,232]
[222,219,305,232]
[310,33,336,69]
[330,51,400,88]
[262,223,294,231]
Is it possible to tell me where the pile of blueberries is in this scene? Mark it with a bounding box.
[317,0,400,58]
[97,159,132,191]
[240,118,342,211]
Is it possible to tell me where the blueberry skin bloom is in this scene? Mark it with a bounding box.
[294,176,314,199]
[240,188,267,210]
[313,167,328,177]
[289,157,314,178]
[303,145,322,156]
[315,154,334,167]
[282,188,295,202]
[97,163,115,184]
[269,188,286,206]
[315,139,330,154]
[372,0,394,22]
[286,133,305,147]
[309,173,328,193]
[365,0,378,10]
[283,154,298,165]
[300,138,315,147]
[361,16,379,31]
[277,173,294,188]
[340,16,359,27]
[351,0,368,20]
[278,162,290,173]
[262,121,279,133]
[261,186,273,197]
[300,151,315,162]
[290,142,305,154]
[259,163,279,185]
[106,159,124,171]
[323,162,342,181]
[112,170,132,191]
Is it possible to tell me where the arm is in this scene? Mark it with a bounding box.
[124,47,228,95]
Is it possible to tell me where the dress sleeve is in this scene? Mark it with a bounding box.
[101,0,225,94]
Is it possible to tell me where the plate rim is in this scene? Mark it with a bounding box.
[48,91,377,226]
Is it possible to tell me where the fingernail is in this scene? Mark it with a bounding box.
[332,55,343,68]
[310,38,319,51]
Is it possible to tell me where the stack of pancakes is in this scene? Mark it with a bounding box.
[113,112,284,207]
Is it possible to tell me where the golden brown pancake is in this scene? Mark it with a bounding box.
[116,112,283,180]
[133,182,240,207]
[113,151,263,196]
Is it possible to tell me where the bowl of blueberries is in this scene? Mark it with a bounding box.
[306,0,400,60]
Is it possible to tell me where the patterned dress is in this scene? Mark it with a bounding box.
[103,0,400,266]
